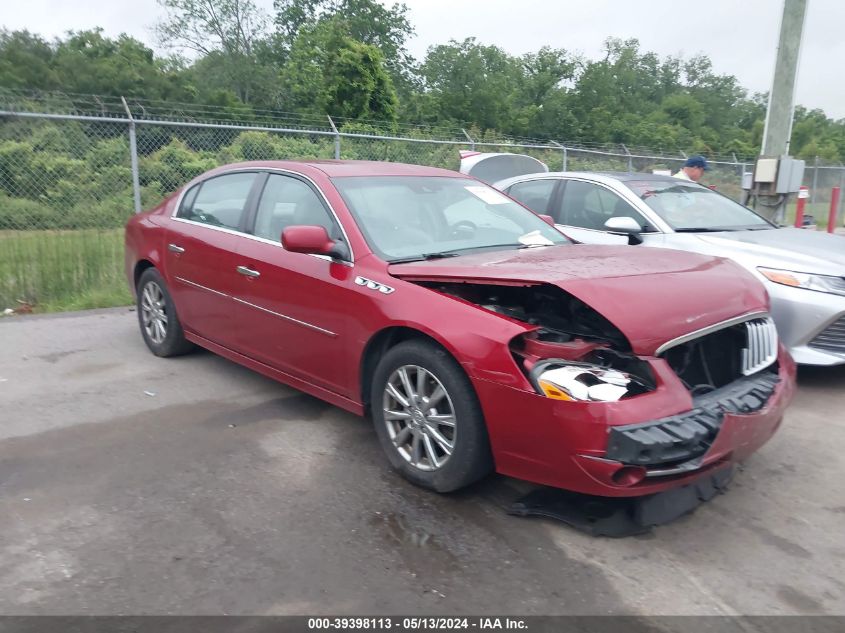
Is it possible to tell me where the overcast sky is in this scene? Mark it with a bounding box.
[2,0,843,118]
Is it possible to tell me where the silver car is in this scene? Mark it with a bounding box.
[460,154,845,366]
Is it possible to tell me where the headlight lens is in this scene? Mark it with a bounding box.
[531,360,651,402]
[758,267,845,297]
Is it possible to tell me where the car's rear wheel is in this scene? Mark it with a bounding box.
[137,268,194,357]
[371,340,493,492]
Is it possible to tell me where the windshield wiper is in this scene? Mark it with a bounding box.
[448,242,533,252]
[439,242,560,254]
[389,252,462,264]
[389,242,554,264]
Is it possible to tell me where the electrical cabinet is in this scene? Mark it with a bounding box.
[775,157,805,193]
[750,156,805,194]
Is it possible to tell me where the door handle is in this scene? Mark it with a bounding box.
[168,243,185,254]
[236,265,261,278]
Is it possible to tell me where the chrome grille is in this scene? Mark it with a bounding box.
[741,317,779,376]
[809,317,845,354]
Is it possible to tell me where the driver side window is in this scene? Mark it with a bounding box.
[555,180,655,232]
[252,174,337,242]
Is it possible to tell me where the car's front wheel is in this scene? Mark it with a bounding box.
[371,339,493,492]
[136,268,194,357]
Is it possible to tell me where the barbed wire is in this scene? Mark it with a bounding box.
[2,89,844,167]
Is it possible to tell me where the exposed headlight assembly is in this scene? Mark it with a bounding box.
[530,360,653,402]
[758,267,845,297]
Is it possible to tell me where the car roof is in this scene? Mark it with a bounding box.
[587,172,681,183]
[494,171,689,190]
[202,160,464,179]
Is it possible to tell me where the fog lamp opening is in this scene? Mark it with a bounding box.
[611,465,646,487]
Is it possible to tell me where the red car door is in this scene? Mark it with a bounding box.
[230,172,358,398]
[165,171,261,347]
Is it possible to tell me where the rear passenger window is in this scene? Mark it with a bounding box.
[178,173,257,230]
[507,179,556,213]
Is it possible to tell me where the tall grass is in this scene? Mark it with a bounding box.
[0,229,132,312]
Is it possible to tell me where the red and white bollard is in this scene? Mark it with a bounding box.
[794,186,809,228]
[828,187,841,234]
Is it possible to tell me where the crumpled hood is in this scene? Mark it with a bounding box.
[388,244,769,355]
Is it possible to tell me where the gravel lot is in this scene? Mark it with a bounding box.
[1,308,844,615]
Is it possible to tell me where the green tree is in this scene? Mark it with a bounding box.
[660,93,705,131]
[281,19,398,122]
[790,107,843,160]
[518,47,575,105]
[506,47,577,139]
[273,0,413,73]
[419,38,523,133]
[155,0,271,103]
[567,38,675,143]
[326,40,398,121]
[0,30,58,90]
[51,30,173,99]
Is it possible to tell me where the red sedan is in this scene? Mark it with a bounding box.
[125,160,795,497]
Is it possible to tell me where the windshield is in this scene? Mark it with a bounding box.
[625,180,775,232]
[332,176,570,262]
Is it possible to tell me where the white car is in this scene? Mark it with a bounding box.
[460,152,845,366]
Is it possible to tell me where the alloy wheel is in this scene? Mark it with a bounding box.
[382,365,456,471]
[141,281,168,345]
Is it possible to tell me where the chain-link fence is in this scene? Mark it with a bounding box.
[2,94,845,310]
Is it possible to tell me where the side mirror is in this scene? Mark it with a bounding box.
[604,216,644,245]
[538,214,556,227]
[282,225,350,260]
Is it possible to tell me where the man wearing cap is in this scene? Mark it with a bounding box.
[674,156,710,182]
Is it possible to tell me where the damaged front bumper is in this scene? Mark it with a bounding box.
[473,345,796,496]
[604,370,780,475]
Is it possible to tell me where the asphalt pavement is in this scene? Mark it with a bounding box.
[1,308,844,615]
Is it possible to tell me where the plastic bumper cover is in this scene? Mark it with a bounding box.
[605,370,780,469]
[767,281,845,366]
[474,346,796,496]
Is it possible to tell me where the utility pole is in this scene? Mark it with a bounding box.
[761,0,808,157]
[755,0,808,222]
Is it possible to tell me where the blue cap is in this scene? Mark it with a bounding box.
[684,155,711,170]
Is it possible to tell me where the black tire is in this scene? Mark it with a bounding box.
[136,268,194,357]
[370,339,493,492]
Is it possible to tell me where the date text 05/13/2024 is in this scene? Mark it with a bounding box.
[307,617,528,630]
